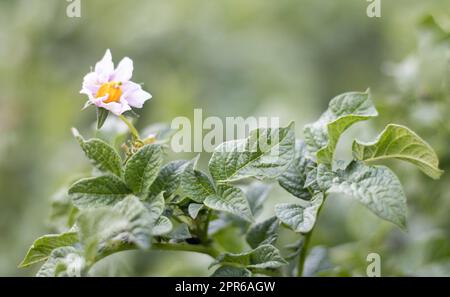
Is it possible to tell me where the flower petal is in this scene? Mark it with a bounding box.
[112,57,133,82]
[98,100,131,116]
[80,87,96,101]
[121,81,152,108]
[94,49,114,82]
[81,72,100,94]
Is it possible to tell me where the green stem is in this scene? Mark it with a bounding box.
[297,194,327,277]
[297,232,312,277]
[86,241,219,276]
[152,242,220,258]
[198,209,211,244]
[118,115,140,141]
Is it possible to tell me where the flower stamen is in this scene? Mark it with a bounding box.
[96,81,123,103]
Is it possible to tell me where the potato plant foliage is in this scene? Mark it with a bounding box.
[19,90,442,277]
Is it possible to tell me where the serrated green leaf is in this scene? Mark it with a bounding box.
[72,128,123,177]
[37,247,85,277]
[96,107,109,129]
[329,161,407,228]
[151,216,173,236]
[180,160,216,203]
[304,91,378,164]
[68,175,131,209]
[246,216,279,249]
[124,144,163,195]
[275,194,324,233]
[211,265,252,277]
[77,196,153,257]
[209,122,295,183]
[278,140,314,200]
[204,185,253,222]
[148,160,189,199]
[215,244,287,269]
[19,232,79,268]
[353,124,443,179]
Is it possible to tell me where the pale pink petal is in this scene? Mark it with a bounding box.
[99,100,131,116]
[121,81,141,94]
[92,95,108,106]
[94,49,114,82]
[80,86,107,106]
[121,81,152,108]
[81,72,100,94]
[80,87,96,101]
[111,57,133,82]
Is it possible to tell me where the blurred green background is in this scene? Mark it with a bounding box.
[0,0,449,276]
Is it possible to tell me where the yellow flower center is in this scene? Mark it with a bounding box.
[96,82,122,103]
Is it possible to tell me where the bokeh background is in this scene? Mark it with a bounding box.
[0,0,449,276]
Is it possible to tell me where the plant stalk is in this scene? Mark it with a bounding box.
[297,232,312,277]
[118,114,141,141]
[296,194,327,277]
[152,242,220,259]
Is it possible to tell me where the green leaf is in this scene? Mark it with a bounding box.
[188,203,204,219]
[353,124,443,179]
[243,182,272,217]
[211,265,252,277]
[302,246,331,277]
[204,185,253,222]
[180,160,216,203]
[419,14,450,43]
[19,232,78,268]
[68,175,131,209]
[151,216,173,236]
[275,194,324,233]
[96,107,109,130]
[144,192,173,235]
[304,91,378,164]
[141,123,177,145]
[278,140,314,200]
[284,239,304,261]
[304,166,320,191]
[144,192,165,222]
[316,164,336,191]
[215,244,287,269]
[72,128,123,177]
[124,144,163,195]
[36,247,85,277]
[328,161,407,228]
[148,160,189,199]
[77,196,153,257]
[164,223,192,240]
[48,188,78,233]
[209,122,295,183]
[246,216,279,249]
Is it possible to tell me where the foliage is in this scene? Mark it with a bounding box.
[19,89,442,276]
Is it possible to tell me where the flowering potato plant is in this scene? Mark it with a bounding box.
[19,51,443,277]
[80,49,151,117]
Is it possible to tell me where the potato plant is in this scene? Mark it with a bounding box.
[18,52,442,277]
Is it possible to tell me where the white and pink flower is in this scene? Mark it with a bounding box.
[80,49,151,115]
